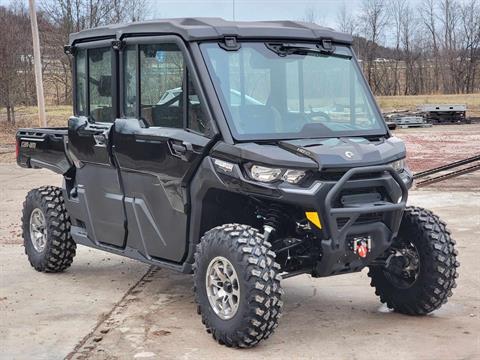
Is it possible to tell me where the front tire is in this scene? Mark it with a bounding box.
[22,186,76,272]
[368,206,459,315]
[193,224,283,348]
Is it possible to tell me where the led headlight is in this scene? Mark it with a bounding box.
[389,158,405,172]
[213,158,234,173]
[250,165,282,182]
[249,165,307,184]
[282,169,306,184]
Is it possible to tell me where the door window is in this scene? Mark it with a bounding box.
[121,41,210,135]
[75,48,87,116]
[187,78,208,133]
[140,44,184,128]
[124,45,137,118]
[88,47,113,123]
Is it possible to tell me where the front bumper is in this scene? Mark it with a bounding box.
[210,157,411,276]
[279,165,409,276]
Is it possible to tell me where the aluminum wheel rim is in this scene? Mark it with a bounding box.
[29,208,47,253]
[205,256,240,320]
[384,242,421,289]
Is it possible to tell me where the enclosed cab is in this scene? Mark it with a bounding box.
[17,18,458,348]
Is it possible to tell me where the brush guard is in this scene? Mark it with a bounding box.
[313,165,409,276]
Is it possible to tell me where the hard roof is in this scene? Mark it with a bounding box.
[69,17,353,45]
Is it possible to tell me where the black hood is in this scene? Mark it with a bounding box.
[212,136,406,170]
[279,136,406,169]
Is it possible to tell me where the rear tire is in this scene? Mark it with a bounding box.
[193,224,283,348]
[368,206,459,315]
[22,186,76,272]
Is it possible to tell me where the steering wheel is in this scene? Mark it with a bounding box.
[307,109,332,123]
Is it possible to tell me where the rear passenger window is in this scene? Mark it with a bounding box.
[89,47,113,123]
[140,44,184,127]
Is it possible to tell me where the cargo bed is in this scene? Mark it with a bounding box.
[16,128,72,174]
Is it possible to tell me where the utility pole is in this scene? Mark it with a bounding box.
[28,0,47,127]
[233,0,236,20]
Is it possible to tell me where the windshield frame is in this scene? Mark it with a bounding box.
[199,40,388,142]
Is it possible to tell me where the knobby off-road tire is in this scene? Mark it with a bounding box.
[193,224,283,348]
[22,186,76,272]
[368,206,459,315]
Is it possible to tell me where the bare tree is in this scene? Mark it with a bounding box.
[2,0,479,117]
[420,0,441,92]
[359,0,389,92]
[302,5,317,23]
[0,1,34,123]
[390,0,407,95]
[459,0,480,93]
[301,4,325,24]
[354,0,479,95]
[38,0,149,105]
[400,3,419,94]
[336,1,356,35]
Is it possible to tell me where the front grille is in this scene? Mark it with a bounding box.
[315,170,385,182]
[336,212,383,228]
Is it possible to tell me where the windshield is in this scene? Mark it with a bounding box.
[200,42,387,140]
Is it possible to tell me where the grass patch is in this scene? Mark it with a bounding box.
[376,93,480,116]
[0,106,72,146]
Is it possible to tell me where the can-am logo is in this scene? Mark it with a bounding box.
[345,151,354,159]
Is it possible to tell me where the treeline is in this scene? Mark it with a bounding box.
[337,0,480,96]
[1,0,479,124]
[0,0,147,123]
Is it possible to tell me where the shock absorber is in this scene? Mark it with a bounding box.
[263,203,285,242]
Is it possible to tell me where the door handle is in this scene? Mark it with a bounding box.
[170,142,187,155]
[93,133,107,147]
[169,140,196,161]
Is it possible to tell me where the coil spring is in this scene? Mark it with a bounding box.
[264,203,285,235]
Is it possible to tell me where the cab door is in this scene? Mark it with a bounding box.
[113,38,214,262]
[68,43,126,248]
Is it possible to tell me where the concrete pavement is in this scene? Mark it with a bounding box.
[0,164,479,359]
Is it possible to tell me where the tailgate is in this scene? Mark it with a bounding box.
[16,128,72,174]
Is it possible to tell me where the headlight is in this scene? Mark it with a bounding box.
[282,169,306,184]
[249,165,306,184]
[250,165,282,182]
[389,158,405,172]
[213,158,234,173]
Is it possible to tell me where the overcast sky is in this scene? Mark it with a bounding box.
[1,0,468,29]
[146,0,362,27]
[0,0,369,28]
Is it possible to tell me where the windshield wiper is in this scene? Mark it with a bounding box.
[265,43,352,59]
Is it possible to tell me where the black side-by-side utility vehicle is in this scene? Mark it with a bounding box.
[16,18,459,347]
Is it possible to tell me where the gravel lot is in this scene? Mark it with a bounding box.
[394,124,480,174]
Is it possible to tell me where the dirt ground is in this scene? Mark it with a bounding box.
[394,124,480,174]
[0,166,478,360]
[1,124,479,359]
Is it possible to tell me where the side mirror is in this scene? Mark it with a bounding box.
[387,122,397,130]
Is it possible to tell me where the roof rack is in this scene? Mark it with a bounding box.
[69,17,353,46]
